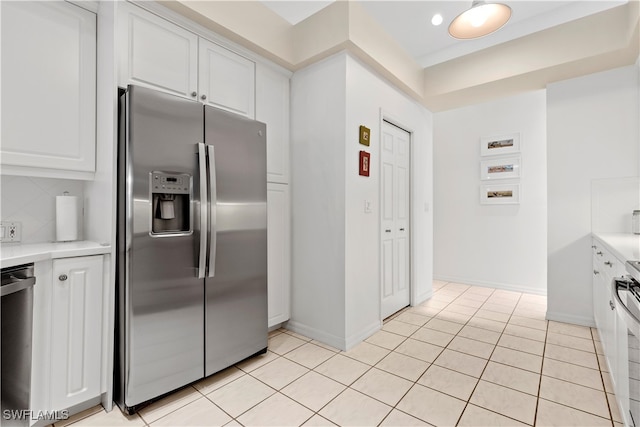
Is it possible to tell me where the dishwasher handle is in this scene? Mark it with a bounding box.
[1,277,36,297]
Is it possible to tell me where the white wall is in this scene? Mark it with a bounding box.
[344,54,433,344]
[289,52,433,350]
[547,65,639,326]
[433,91,547,295]
[0,176,84,243]
[290,53,348,347]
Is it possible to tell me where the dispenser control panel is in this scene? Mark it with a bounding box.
[151,172,191,194]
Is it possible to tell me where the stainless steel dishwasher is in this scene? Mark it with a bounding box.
[1,263,36,427]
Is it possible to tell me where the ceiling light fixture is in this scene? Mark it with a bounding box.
[431,13,443,26]
[448,0,511,39]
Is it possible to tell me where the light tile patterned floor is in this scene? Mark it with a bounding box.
[58,281,622,426]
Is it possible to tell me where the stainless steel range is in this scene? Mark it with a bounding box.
[613,261,640,427]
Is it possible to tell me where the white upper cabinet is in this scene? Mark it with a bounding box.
[1,1,96,177]
[118,3,256,119]
[256,64,290,183]
[118,2,198,99]
[199,39,255,118]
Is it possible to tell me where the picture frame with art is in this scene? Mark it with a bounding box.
[480,156,521,180]
[480,183,520,205]
[480,133,520,156]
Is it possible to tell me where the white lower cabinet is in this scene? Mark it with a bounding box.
[50,256,104,410]
[592,237,629,425]
[267,183,291,327]
[31,255,105,424]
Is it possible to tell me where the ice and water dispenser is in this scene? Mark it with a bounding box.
[150,171,192,235]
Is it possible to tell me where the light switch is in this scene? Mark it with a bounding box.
[364,200,372,213]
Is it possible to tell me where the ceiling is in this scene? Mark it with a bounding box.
[262,0,628,67]
[166,0,638,110]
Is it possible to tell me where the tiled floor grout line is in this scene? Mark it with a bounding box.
[452,289,533,426]
[67,284,615,427]
[532,311,550,427]
[591,326,617,427]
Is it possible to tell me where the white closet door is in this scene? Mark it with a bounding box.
[381,121,411,319]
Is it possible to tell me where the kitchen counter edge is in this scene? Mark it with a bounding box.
[0,241,112,269]
[592,232,640,265]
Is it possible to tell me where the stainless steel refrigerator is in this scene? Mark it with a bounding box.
[115,84,267,414]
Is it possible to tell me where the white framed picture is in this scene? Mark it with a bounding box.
[480,183,520,205]
[480,132,521,156]
[480,156,521,180]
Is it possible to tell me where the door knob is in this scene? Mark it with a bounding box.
[191,91,197,97]
[385,229,391,233]
[604,261,613,267]
[201,94,207,101]
[59,274,68,281]
[596,251,603,256]
[399,228,405,231]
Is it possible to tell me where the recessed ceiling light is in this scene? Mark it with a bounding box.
[431,13,443,26]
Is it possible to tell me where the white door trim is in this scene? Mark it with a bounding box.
[378,109,414,320]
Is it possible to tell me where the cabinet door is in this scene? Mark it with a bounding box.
[118,2,198,99]
[51,256,104,410]
[267,183,291,326]
[615,306,630,425]
[199,39,255,118]
[1,1,96,173]
[256,64,290,183]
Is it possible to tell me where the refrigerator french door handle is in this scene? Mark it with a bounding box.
[197,143,208,279]
[207,144,217,278]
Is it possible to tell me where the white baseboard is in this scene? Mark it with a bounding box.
[414,289,433,306]
[344,320,382,351]
[285,320,348,351]
[546,311,596,328]
[433,275,547,296]
[286,319,382,352]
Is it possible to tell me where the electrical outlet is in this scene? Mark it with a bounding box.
[0,221,22,243]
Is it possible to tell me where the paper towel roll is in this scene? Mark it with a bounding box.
[56,194,79,242]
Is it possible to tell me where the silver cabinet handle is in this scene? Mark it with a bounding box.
[596,251,603,256]
[201,94,207,101]
[59,274,68,281]
[207,144,217,278]
[604,261,613,267]
[197,143,208,279]
[610,300,615,310]
[191,91,197,97]
[400,228,405,231]
[385,229,391,233]
[592,245,597,249]
[594,270,600,275]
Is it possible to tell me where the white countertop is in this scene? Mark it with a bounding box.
[593,232,640,264]
[0,241,112,269]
